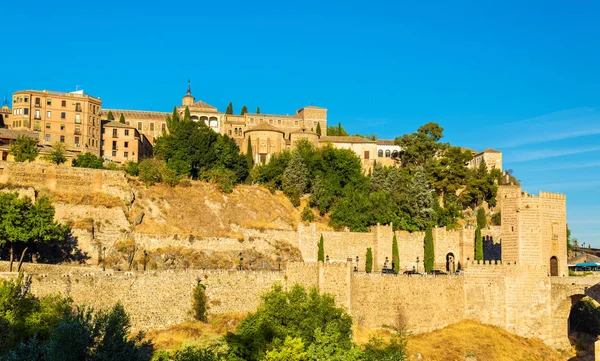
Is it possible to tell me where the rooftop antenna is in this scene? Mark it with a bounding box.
[76,85,80,91]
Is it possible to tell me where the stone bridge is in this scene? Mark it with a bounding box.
[550,276,600,348]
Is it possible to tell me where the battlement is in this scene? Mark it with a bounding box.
[538,191,566,200]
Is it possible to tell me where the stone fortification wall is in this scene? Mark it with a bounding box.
[0,161,132,202]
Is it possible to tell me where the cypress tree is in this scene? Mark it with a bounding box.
[184,106,191,122]
[477,208,487,229]
[119,113,125,124]
[318,235,324,262]
[475,227,483,261]
[424,226,434,272]
[107,110,114,121]
[226,102,233,115]
[365,248,373,273]
[241,105,248,115]
[256,106,261,114]
[166,106,181,132]
[246,137,253,167]
[392,233,400,273]
[338,122,342,135]
[316,122,322,136]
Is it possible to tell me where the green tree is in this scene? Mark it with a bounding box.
[44,142,67,165]
[491,211,501,226]
[475,227,483,261]
[392,234,400,273]
[246,137,253,167]
[165,106,181,133]
[326,122,348,136]
[256,106,261,114]
[192,280,208,322]
[318,235,324,262]
[394,122,445,168]
[183,107,191,122]
[315,122,322,136]
[106,111,115,121]
[567,225,577,251]
[9,136,38,162]
[301,206,316,223]
[424,226,434,272]
[406,167,434,230]
[240,105,248,115]
[72,152,104,169]
[476,208,487,229]
[365,248,373,273]
[282,151,308,206]
[265,337,307,361]
[119,113,126,124]
[226,102,233,115]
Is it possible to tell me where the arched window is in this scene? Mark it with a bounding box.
[385,149,391,157]
[234,128,238,136]
[392,150,399,158]
[378,150,383,157]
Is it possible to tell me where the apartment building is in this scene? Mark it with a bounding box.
[10,89,102,156]
[101,120,152,163]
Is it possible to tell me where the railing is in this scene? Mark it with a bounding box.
[74,130,81,135]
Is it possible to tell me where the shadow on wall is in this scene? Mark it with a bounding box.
[483,236,501,261]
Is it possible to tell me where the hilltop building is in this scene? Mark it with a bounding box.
[0,98,10,128]
[468,148,502,172]
[100,120,153,163]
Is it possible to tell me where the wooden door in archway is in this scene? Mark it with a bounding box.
[550,256,559,276]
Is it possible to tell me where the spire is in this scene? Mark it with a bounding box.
[186,79,191,96]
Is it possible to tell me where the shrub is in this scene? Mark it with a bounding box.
[123,161,140,176]
[491,211,501,226]
[202,168,236,193]
[301,206,315,223]
[72,152,104,169]
[192,280,208,322]
[365,248,373,273]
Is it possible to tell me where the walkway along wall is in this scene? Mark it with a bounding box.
[3,260,590,348]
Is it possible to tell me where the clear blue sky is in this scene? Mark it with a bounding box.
[3,1,600,246]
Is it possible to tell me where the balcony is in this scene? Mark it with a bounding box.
[74,130,81,135]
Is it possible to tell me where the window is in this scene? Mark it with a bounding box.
[124,130,129,136]
[294,120,299,126]
[385,150,391,157]
[124,142,129,148]
[34,110,41,119]
[34,122,41,131]
[61,112,66,119]
[112,141,117,150]
[378,150,383,157]
[46,122,51,129]
[60,135,65,143]
[24,108,28,115]
[278,119,281,125]
[75,103,82,112]
[112,151,117,157]
[60,124,65,130]
[74,126,81,135]
[75,114,81,124]
[74,136,80,145]
[112,129,118,137]
[24,97,29,103]
[150,123,155,131]
[35,98,41,107]
[46,111,51,118]
[47,99,52,106]
[364,151,370,160]
[61,100,66,107]
[229,130,232,135]
[124,152,129,158]
[45,134,50,142]
[161,123,166,132]
[137,122,142,130]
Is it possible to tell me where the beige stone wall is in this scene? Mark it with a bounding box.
[243,130,286,164]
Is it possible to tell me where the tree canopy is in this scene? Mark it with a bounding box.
[10,136,38,162]
[44,142,67,165]
[72,152,104,169]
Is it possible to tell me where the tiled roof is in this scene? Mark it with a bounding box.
[0,128,37,140]
[376,140,396,146]
[320,136,376,144]
[244,123,285,134]
[245,113,298,118]
[188,100,217,110]
[104,109,169,121]
[481,148,501,154]
[102,120,135,129]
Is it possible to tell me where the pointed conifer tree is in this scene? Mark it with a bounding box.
[392,233,400,273]
[246,137,253,167]
[475,227,483,261]
[241,105,248,115]
[318,235,324,262]
[166,106,181,132]
[477,208,487,229]
[184,106,191,122]
[365,247,373,273]
[256,106,261,114]
[119,113,126,124]
[107,110,114,121]
[424,226,434,272]
[316,122,322,136]
[226,102,233,115]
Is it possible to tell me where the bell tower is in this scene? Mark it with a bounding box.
[182,79,195,107]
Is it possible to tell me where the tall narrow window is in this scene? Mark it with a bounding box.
[138,122,142,130]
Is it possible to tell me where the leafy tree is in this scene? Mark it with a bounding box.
[301,206,316,223]
[256,106,261,114]
[240,105,248,115]
[72,152,104,169]
[44,142,67,165]
[567,225,577,251]
[282,151,308,207]
[424,226,434,273]
[491,211,501,226]
[392,234,400,273]
[394,122,445,168]
[306,324,363,361]
[475,227,483,261]
[365,248,373,273]
[406,167,434,230]
[226,102,233,115]
[122,161,140,176]
[315,123,322,136]
[192,280,208,322]
[318,235,324,262]
[10,136,38,162]
[225,284,352,361]
[138,159,179,187]
[119,113,126,124]
[326,122,348,136]
[264,337,306,361]
[107,111,115,121]
[476,208,487,229]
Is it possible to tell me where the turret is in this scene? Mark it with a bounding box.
[182,79,195,107]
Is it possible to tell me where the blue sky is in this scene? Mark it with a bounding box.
[2,1,599,245]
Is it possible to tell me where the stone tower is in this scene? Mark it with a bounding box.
[182,80,195,107]
[499,185,567,276]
